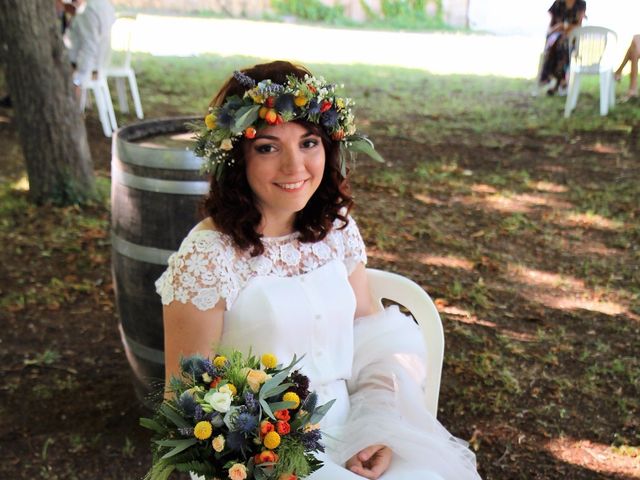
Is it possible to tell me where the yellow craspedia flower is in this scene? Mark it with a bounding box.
[294,95,308,107]
[282,392,300,409]
[204,113,216,129]
[194,421,213,440]
[263,431,281,449]
[261,353,277,369]
[335,98,345,110]
[213,355,227,368]
[221,383,237,396]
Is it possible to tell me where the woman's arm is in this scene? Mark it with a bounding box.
[348,262,380,318]
[163,299,225,397]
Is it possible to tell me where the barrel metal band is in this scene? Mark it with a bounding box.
[112,163,209,195]
[117,140,205,170]
[111,232,175,265]
[119,324,165,365]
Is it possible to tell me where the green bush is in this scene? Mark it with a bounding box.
[271,0,345,23]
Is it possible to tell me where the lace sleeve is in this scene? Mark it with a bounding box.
[340,215,367,275]
[154,231,240,311]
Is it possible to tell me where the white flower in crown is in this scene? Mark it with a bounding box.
[220,138,233,151]
[280,243,302,266]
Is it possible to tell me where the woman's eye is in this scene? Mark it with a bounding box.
[301,138,319,149]
[255,144,275,154]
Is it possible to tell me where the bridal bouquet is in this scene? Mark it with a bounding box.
[140,351,334,480]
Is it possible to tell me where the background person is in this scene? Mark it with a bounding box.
[539,0,587,95]
[615,35,640,100]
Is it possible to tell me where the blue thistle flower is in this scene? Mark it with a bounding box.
[275,93,295,113]
[226,430,247,454]
[180,356,206,379]
[307,98,321,115]
[320,109,339,128]
[233,70,256,88]
[178,391,197,417]
[217,110,234,129]
[202,359,216,377]
[234,413,258,436]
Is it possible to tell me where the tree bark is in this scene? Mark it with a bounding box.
[0,0,95,205]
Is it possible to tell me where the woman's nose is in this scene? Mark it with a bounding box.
[280,147,305,173]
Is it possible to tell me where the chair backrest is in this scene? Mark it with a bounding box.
[569,26,618,73]
[366,268,444,417]
[109,15,137,70]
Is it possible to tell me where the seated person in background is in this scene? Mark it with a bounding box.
[65,0,116,93]
[615,35,640,101]
[539,0,587,95]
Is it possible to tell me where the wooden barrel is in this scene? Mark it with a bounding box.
[111,116,208,406]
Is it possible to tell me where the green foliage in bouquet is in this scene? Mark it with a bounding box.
[140,351,334,480]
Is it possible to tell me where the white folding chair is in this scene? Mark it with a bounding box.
[106,15,144,119]
[564,26,618,118]
[366,268,444,417]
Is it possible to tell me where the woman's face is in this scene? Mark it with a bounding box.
[243,121,325,227]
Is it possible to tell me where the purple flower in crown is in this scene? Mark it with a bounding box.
[321,109,339,128]
[307,98,321,115]
[275,93,295,113]
[233,70,256,88]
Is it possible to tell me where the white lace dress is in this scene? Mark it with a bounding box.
[156,216,481,480]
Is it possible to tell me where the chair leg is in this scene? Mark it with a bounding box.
[79,87,88,112]
[564,72,581,118]
[102,82,118,131]
[128,71,144,119]
[115,77,129,114]
[600,72,609,116]
[92,86,112,137]
[609,72,615,108]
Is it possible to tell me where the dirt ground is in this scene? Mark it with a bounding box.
[0,98,639,480]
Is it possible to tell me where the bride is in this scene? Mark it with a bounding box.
[155,60,482,480]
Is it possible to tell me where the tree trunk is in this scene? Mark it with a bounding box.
[0,0,95,205]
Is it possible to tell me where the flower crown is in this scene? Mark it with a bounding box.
[192,71,383,180]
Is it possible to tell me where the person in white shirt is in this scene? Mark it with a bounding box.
[65,0,116,89]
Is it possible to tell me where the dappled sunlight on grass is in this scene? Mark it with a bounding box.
[546,437,640,478]
[0,114,10,124]
[412,193,444,206]
[415,254,474,271]
[455,191,573,214]
[530,181,569,194]
[559,212,625,231]
[506,264,631,317]
[438,302,497,328]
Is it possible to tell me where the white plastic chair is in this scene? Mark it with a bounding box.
[106,15,144,119]
[564,26,618,118]
[366,268,444,417]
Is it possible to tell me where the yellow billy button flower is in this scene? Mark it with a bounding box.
[204,113,216,129]
[263,431,281,449]
[194,421,213,440]
[213,355,227,368]
[282,392,300,409]
[261,353,277,369]
[294,95,308,107]
[220,383,237,396]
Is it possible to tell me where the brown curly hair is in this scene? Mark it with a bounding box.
[200,61,354,256]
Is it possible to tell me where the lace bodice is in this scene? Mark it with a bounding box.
[155,215,366,311]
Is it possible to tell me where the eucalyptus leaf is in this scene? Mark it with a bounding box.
[309,399,336,424]
[262,382,294,399]
[159,403,191,428]
[260,397,275,420]
[232,105,261,133]
[347,136,385,163]
[159,438,198,459]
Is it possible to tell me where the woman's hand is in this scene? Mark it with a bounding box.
[346,444,392,479]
